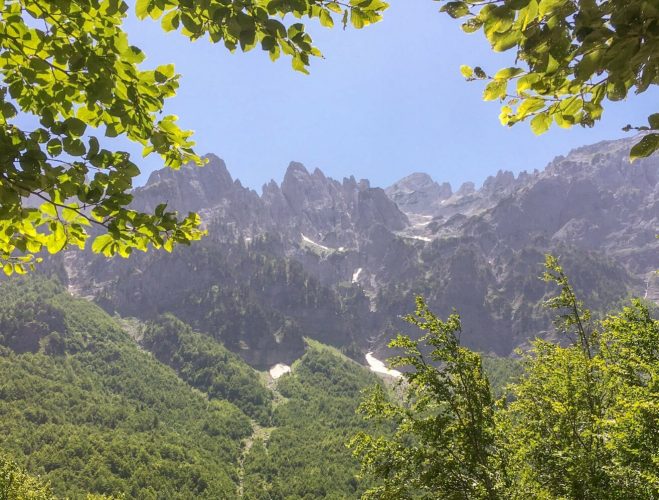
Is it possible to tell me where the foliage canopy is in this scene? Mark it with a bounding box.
[437,0,659,159]
[351,255,659,499]
[0,0,387,273]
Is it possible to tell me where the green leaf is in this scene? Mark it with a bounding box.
[351,9,365,29]
[319,9,334,28]
[64,117,87,137]
[441,2,469,19]
[461,18,483,33]
[575,50,602,81]
[122,46,146,64]
[40,202,57,218]
[87,136,100,158]
[460,65,474,79]
[292,54,309,74]
[136,0,150,19]
[47,139,63,156]
[47,223,67,254]
[3,263,13,276]
[483,79,507,101]
[161,10,180,31]
[538,0,568,17]
[630,134,659,161]
[517,98,546,118]
[91,233,114,254]
[494,67,523,80]
[648,114,659,130]
[530,112,552,134]
[491,30,520,52]
[63,137,86,156]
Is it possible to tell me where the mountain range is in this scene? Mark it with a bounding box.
[54,136,658,368]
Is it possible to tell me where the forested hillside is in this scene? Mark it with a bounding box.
[0,276,400,498]
[243,342,384,499]
[0,277,252,498]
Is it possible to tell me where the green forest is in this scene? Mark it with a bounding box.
[350,257,659,499]
[0,276,399,498]
[1,260,656,499]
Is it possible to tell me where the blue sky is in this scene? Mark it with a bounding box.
[124,0,658,192]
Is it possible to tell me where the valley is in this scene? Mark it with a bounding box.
[1,136,657,498]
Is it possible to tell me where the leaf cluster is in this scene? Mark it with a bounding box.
[350,297,505,499]
[442,0,659,159]
[0,0,388,272]
[136,0,388,74]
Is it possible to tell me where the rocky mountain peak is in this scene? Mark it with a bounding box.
[482,170,516,194]
[134,154,235,214]
[385,172,452,215]
[283,161,311,182]
[390,172,435,191]
[455,181,476,196]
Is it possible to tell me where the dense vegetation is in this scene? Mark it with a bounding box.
[141,314,273,425]
[1,258,653,499]
[0,276,252,498]
[0,275,394,498]
[1,454,54,500]
[243,342,385,499]
[351,256,659,499]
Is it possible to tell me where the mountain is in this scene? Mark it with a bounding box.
[4,135,656,497]
[58,136,657,364]
[385,172,452,215]
[388,138,658,276]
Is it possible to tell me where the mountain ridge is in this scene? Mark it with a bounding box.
[57,136,657,365]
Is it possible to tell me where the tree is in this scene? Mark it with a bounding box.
[349,297,507,499]
[436,0,659,160]
[350,256,659,499]
[0,0,387,274]
[1,453,54,500]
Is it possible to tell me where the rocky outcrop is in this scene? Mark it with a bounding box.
[133,154,235,215]
[385,172,452,215]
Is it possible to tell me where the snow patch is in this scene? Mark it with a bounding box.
[301,233,331,251]
[365,352,402,378]
[352,268,363,283]
[269,363,291,379]
[407,235,432,242]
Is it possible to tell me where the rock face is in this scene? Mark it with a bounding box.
[424,138,658,277]
[61,137,658,366]
[133,154,235,215]
[264,162,408,245]
[385,172,452,215]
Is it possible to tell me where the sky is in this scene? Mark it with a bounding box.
[122,0,658,192]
